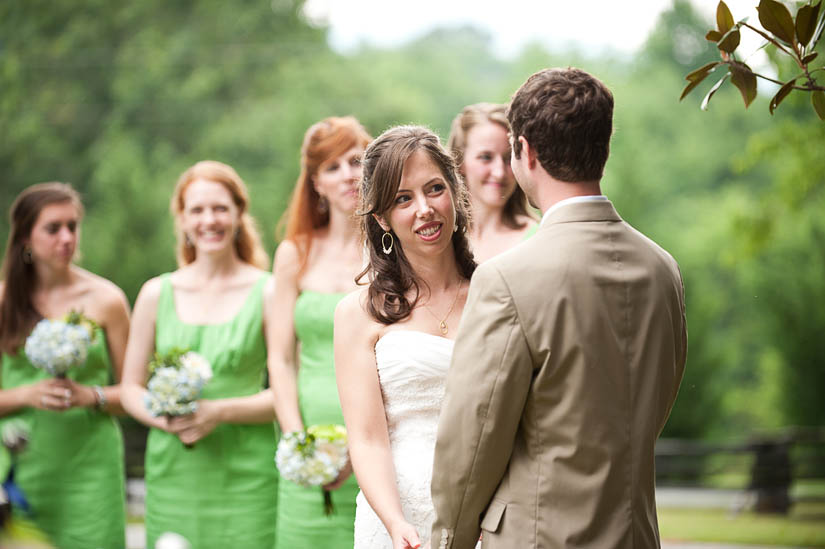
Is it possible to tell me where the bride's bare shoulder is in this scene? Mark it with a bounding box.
[335,287,369,326]
[335,287,382,344]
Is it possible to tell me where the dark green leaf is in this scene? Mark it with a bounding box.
[701,72,731,110]
[769,79,796,114]
[758,0,797,45]
[718,28,741,52]
[730,62,758,108]
[717,1,735,33]
[813,90,825,120]
[706,30,724,42]
[681,63,721,101]
[686,62,722,82]
[802,51,819,64]
[796,3,819,46]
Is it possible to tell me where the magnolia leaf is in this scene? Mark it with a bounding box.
[802,51,819,64]
[769,79,796,114]
[686,62,721,82]
[758,0,797,46]
[718,28,741,52]
[813,90,825,120]
[730,62,757,108]
[680,63,720,100]
[701,72,731,111]
[706,29,724,42]
[717,1,735,33]
[813,1,825,46]
[796,3,820,46]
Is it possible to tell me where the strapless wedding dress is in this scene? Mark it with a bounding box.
[353,330,453,548]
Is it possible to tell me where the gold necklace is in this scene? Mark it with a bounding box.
[424,279,464,336]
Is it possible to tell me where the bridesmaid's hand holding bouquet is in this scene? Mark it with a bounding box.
[144,348,212,448]
[275,424,349,514]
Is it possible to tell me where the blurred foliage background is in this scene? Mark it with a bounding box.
[2,0,823,442]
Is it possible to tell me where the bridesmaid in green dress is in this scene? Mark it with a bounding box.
[0,182,130,549]
[269,116,371,548]
[121,161,279,549]
[447,103,538,262]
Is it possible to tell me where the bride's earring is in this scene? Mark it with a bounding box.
[382,231,394,255]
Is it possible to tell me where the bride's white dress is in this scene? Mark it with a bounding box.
[353,330,453,548]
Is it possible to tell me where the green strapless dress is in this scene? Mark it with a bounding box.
[274,291,357,549]
[145,274,279,549]
[1,327,126,549]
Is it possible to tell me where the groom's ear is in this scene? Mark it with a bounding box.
[519,136,538,170]
[372,214,390,232]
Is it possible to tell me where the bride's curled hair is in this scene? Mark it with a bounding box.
[357,125,476,324]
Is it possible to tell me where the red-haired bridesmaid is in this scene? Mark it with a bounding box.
[269,116,371,548]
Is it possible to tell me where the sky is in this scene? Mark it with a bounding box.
[301,0,762,58]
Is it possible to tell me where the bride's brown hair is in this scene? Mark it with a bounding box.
[357,126,476,324]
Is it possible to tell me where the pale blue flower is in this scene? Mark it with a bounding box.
[24,319,92,377]
[275,424,348,487]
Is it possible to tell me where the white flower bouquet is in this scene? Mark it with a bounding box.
[24,310,98,378]
[144,348,212,448]
[275,424,348,514]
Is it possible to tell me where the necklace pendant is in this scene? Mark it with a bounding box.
[439,321,448,335]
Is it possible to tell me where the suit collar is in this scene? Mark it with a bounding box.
[540,199,621,228]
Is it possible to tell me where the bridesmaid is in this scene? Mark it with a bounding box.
[0,182,129,549]
[447,103,537,262]
[268,116,371,548]
[121,161,279,548]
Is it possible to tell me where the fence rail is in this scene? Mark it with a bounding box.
[655,427,825,513]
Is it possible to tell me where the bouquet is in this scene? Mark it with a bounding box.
[1,418,32,524]
[275,424,348,514]
[24,310,98,378]
[144,348,212,448]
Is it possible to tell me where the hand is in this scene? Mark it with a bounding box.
[28,378,74,411]
[166,400,220,445]
[58,379,98,409]
[322,458,353,491]
[389,520,421,549]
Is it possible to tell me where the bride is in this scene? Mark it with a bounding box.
[335,126,476,549]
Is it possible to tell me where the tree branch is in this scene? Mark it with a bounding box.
[741,22,799,63]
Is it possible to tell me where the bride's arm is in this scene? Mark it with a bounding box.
[335,292,421,549]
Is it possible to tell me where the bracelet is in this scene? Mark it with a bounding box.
[92,385,107,410]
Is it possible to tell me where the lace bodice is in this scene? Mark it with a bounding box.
[353,330,453,548]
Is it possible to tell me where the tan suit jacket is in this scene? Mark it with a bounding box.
[431,200,687,548]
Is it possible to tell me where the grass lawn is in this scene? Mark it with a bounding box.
[659,501,825,547]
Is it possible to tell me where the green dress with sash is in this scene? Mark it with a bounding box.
[1,327,126,549]
[274,291,357,549]
[145,273,279,549]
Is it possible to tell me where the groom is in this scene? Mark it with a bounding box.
[430,67,687,548]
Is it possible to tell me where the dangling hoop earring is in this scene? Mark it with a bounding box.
[22,247,33,264]
[318,196,329,215]
[381,231,394,255]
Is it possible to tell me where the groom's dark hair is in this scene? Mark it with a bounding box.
[508,67,613,183]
